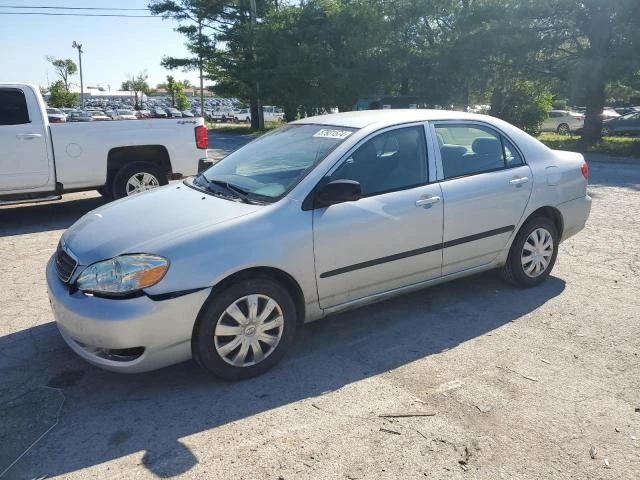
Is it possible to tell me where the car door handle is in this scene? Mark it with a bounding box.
[509,176,530,186]
[16,133,42,140]
[415,196,441,207]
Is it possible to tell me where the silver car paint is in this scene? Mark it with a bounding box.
[47,110,591,373]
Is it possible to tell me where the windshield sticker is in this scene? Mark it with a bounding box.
[313,129,353,140]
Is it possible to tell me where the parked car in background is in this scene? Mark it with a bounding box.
[135,109,151,119]
[67,110,93,122]
[540,110,584,134]
[263,105,285,122]
[60,108,76,118]
[234,108,251,123]
[46,108,67,123]
[181,110,195,118]
[89,111,111,121]
[602,112,640,136]
[45,109,591,379]
[113,109,137,121]
[208,107,234,123]
[601,108,621,120]
[165,107,183,118]
[152,108,168,119]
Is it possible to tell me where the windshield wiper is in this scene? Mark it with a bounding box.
[202,178,255,204]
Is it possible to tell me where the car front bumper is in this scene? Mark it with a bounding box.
[46,257,211,373]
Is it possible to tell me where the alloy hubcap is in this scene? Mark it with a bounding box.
[521,228,554,278]
[214,294,284,367]
[126,172,160,195]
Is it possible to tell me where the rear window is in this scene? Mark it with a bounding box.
[0,89,30,125]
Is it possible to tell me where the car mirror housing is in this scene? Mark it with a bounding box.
[315,179,361,207]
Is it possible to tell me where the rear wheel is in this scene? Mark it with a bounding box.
[501,215,559,288]
[557,123,570,135]
[602,126,613,136]
[193,275,297,380]
[112,162,167,199]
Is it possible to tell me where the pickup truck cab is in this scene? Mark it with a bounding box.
[0,83,210,205]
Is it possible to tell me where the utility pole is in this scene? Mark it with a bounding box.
[250,0,264,129]
[72,41,84,108]
[198,16,205,118]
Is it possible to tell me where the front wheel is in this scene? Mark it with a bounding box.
[193,275,297,380]
[500,216,559,288]
[112,162,167,199]
[602,126,612,136]
[557,123,570,135]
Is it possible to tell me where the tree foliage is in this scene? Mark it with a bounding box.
[46,57,77,92]
[48,80,79,108]
[122,71,151,110]
[166,75,190,110]
[149,0,640,140]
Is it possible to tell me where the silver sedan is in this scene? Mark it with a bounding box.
[46,110,591,379]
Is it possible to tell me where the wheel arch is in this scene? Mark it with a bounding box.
[521,206,564,239]
[106,145,172,188]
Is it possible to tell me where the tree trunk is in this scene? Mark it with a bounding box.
[250,95,260,130]
[581,78,605,146]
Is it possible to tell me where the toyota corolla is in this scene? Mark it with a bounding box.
[46,110,591,380]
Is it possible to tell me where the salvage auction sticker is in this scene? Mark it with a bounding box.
[313,129,353,140]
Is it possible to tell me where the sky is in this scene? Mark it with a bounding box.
[0,1,202,90]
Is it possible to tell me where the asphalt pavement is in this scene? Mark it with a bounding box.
[0,140,639,479]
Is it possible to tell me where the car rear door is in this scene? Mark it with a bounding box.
[312,124,443,309]
[432,122,533,276]
[0,86,52,192]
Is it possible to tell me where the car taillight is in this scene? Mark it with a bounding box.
[195,125,208,149]
[581,162,589,180]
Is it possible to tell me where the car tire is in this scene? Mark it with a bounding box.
[602,126,612,136]
[111,162,167,199]
[192,274,297,380]
[500,215,559,288]
[556,123,570,135]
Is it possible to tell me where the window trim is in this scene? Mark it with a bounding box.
[428,120,527,182]
[0,87,31,126]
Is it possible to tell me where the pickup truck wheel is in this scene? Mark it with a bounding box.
[112,162,167,199]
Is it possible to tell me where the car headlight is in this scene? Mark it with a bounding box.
[76,254,169,296]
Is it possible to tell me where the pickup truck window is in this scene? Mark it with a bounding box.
[0,88,30,125]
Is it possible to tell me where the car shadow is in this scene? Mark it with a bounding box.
[0,196,108,237]
[0,272,565,478]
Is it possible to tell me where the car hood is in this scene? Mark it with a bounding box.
[63,182,261,264]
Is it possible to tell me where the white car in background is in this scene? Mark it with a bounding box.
[113,109,138,121]
[540,110,584,135]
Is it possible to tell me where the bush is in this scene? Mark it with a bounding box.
[491,80,553,134]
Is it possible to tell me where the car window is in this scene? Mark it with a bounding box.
[435,124,519,179]
[329,126,428,197]
[0,89,30,125]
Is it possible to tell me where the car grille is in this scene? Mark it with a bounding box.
[55,244,78,283]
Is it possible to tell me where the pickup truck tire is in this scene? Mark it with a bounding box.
[96,186,113,199]
[112,162,168,199]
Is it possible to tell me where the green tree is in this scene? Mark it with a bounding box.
[46,56,77,91]
[166,75,190,109]
[48,80,79,108]
[121,71,150,109]
[490,79,553,134]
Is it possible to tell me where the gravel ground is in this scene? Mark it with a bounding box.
[0,155,638,480]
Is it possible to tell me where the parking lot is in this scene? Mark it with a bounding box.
[0,146,639,479]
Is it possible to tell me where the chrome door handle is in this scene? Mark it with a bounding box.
[415,196,441,207]
[16,133,42,140]
[509,176,530,186]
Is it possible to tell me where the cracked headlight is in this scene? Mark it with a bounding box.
[76,254,169,296]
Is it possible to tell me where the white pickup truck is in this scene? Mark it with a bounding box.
[0,83,211,205]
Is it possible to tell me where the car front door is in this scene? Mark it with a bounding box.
[312,124,443,309]
[618,113,640,135]
[0,87,51,192]
[433,122,533,276]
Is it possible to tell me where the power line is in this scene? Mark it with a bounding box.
[0,12,156,17]
[0,5,149,10]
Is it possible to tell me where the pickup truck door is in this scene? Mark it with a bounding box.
[0,86,52,192]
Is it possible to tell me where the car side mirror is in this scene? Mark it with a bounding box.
[315,179,361,207]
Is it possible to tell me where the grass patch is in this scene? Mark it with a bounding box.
[206,121,281,136]
[538,133,640,158]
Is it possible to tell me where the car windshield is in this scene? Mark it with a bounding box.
[47,108,62,114]
[200,124,356,203]
[117,110,134,115]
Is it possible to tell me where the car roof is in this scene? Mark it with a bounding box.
[291,109,501,129]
